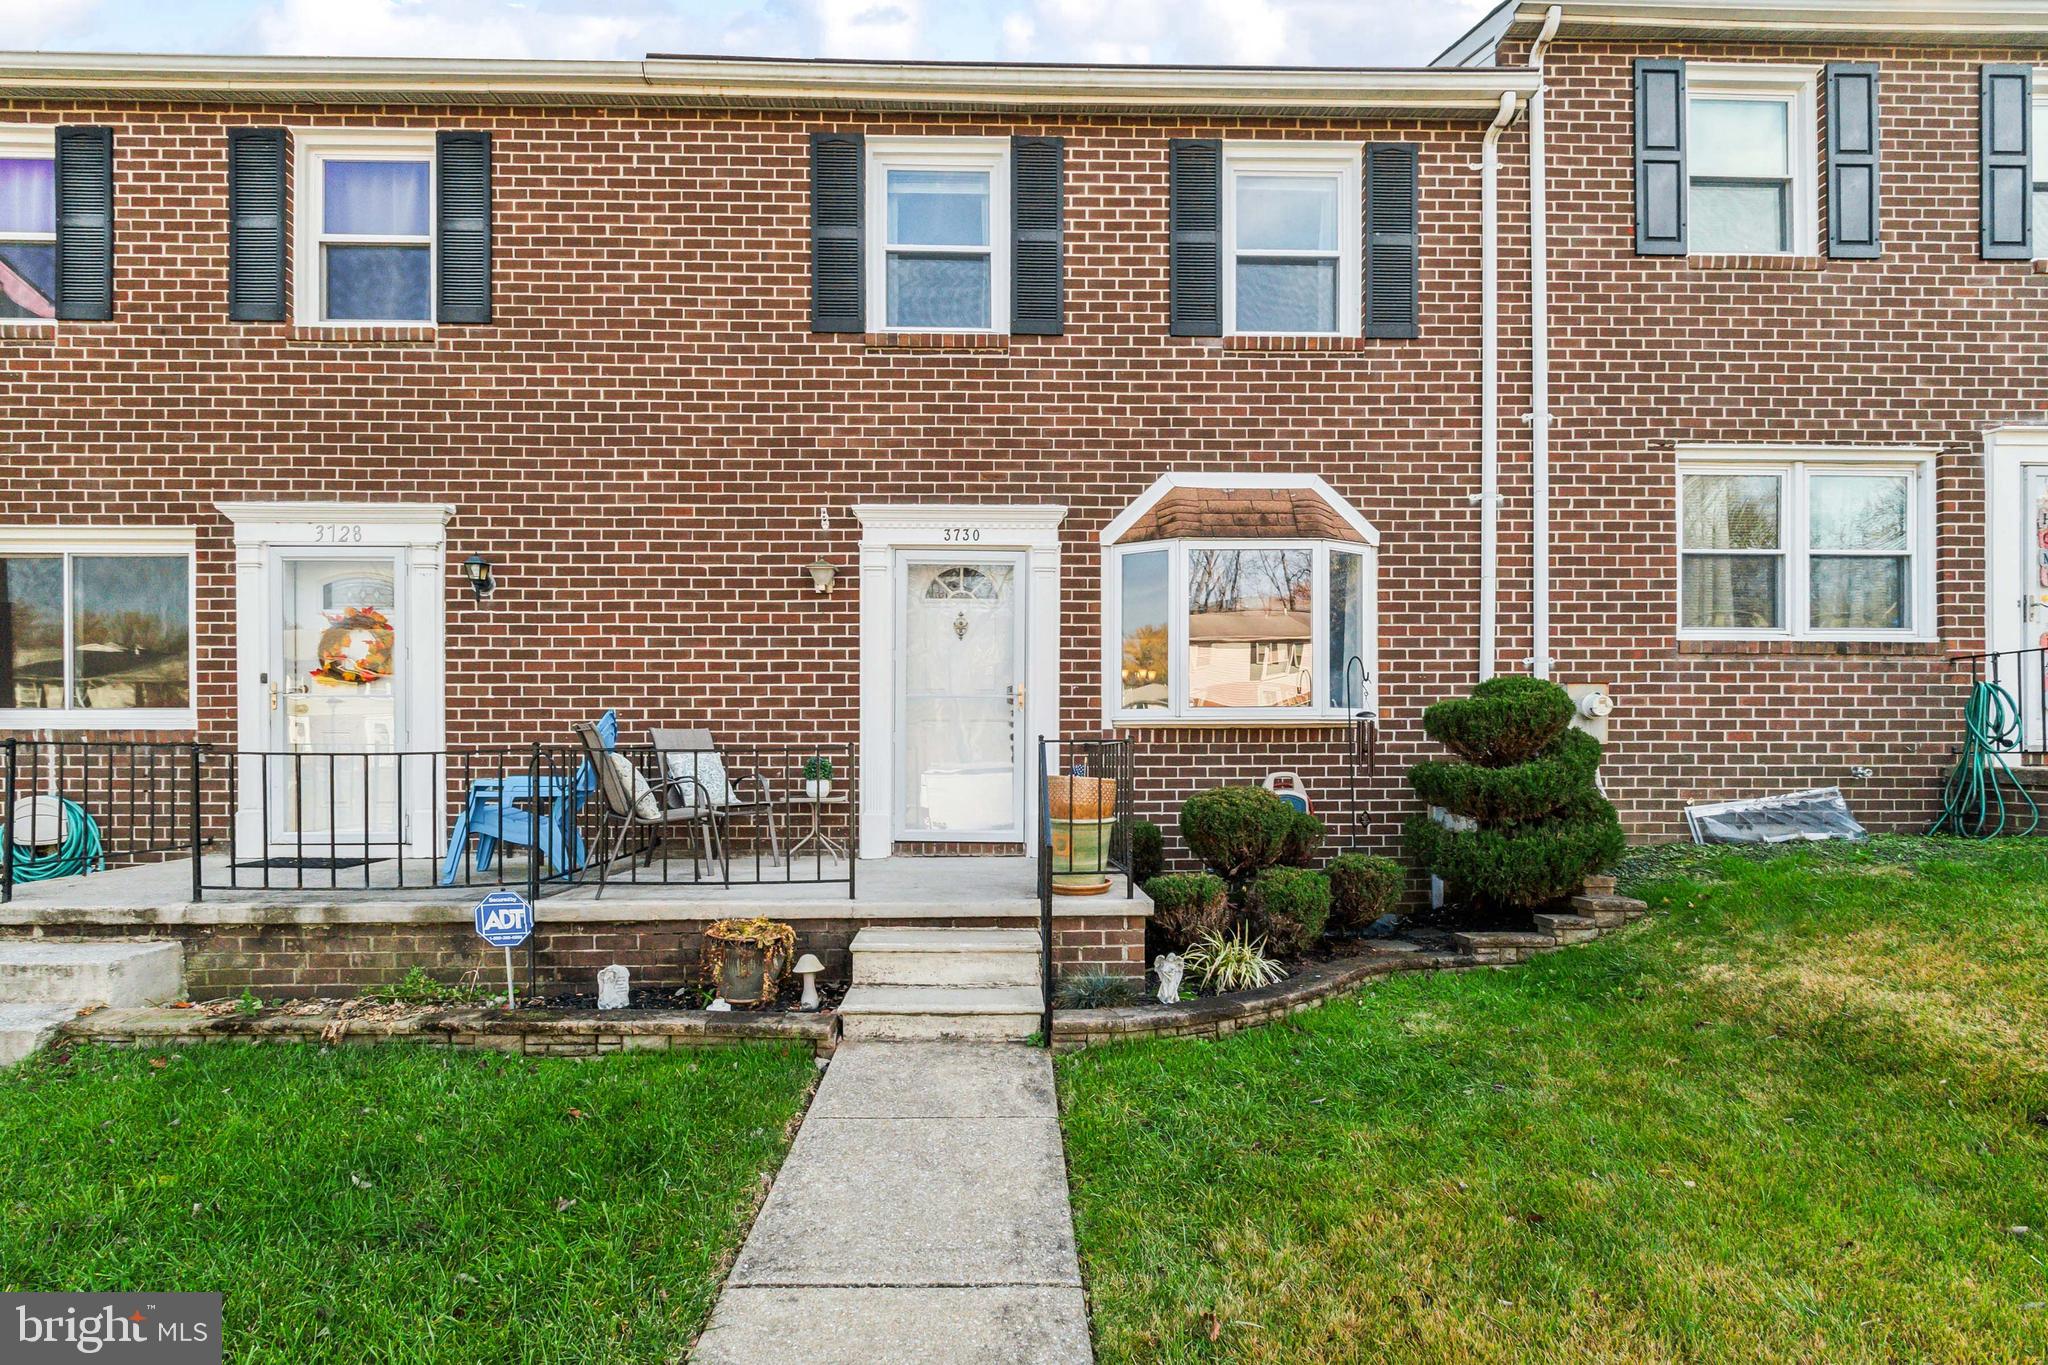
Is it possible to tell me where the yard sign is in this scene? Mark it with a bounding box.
[474,890,533,1006]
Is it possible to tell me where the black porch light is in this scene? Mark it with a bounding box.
[462,554,496,601]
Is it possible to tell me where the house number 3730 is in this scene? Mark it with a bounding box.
[311,524,365,543]
[942,527,982,543]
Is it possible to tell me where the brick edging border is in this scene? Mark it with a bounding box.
[58,1004,840,1058]
[1050,892,1649,1051]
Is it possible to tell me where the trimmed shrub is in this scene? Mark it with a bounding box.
[1248,866,1331,957]
[1408,728,1603,825]
[1129,819,1164,883]
[1326,853,1405,931]
[1420,673,1574,766]
[1179,786,1298,883]
[1142,872,1232,952]
[1405,676,1625,913]
[1280,809,1326,867]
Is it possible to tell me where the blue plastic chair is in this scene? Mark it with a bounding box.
[438,711,613,886]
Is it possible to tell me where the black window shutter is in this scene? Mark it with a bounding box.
[1982,64,2033,260]
[54,125,113,322]
[1633,58,1687,256]
[1365,142,1419,339]
[1011,135,1063,336]
[227,128,287,321]
[1168,138,1221,337]
[1826,64,1880,259]
[436,131,492,324]
[810,132,864,333]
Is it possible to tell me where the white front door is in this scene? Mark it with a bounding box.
[269,549,407,850]
[896,553,1026,841]
[2023,467,2048,651]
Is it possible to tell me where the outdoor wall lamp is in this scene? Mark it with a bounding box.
[462,554,496,601]
[806,560,838,595]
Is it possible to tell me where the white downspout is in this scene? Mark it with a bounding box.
[1480,88,1519,683]
[1529,4,1562,679]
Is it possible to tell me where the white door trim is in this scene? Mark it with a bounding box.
[1982,426,2048,658]
[217,501,453,857]
[852,503,1067,860]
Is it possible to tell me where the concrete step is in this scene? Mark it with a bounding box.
[838,984,1043,1043]
[850,927,1041,989]
[0,940,183,1007]
[0,1004,76,1067]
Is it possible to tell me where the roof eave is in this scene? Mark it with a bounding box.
[1495,1,2048,48]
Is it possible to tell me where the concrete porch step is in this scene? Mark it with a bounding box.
[850,927,1040,988]
[838,985,1044,1043]
[0,940,183,1008]
[0,1004,77,1067]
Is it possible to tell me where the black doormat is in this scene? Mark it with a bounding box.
[232,856,387,871]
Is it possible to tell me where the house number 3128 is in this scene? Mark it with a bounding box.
[942,527,981,543]
[311,524,365,544]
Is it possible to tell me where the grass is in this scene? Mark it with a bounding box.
[1059,836,2048,1363]
[0,1041,817,1363]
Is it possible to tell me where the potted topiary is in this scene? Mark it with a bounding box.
[802,755,834,802]
[701,917,797,1006]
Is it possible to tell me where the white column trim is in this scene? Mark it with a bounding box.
[850,503,1068,860]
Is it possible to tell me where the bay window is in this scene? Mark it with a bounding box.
[1109,538,1375,722]
[0,530,195,727]
[1677,449,1933,640]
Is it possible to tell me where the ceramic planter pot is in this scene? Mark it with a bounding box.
[805,778,834,801]
[1048,774,1116,896]
[701,918,796,1006]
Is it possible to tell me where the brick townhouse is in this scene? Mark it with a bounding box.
[0,0,2045,994]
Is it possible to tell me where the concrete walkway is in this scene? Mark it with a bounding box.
[693,1042,1092,1364]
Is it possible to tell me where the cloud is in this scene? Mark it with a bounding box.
[0,0,104,48]
[995,0,1500,66]
[252,0,667,60]
[813,0,924,59]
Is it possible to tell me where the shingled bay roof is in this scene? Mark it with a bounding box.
[1114,486,1370,546]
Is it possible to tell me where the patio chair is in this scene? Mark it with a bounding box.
[437,711,612,887]
[650,728,784,867]
[571,721,718,897]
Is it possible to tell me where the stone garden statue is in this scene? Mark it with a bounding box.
[597,964,630,1011]
[1153,952,1184,1005]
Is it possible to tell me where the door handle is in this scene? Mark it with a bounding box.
[268,680,280,711]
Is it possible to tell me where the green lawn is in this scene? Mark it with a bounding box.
[1,1041,816,1363]
[1060,837,2048,1363]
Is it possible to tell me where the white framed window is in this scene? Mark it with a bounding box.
[0,528,197,729]
[294,130,435,326]
[1676,447,1935,642]
[1686,64,1819,256]
[1222,142,1362,336]
[0,125,57,322]
[864,137,1009,333]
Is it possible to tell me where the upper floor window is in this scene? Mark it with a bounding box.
[1687,65,1817,256]
[866,138,1009,332]
[1223,143,1361,336]
[1677,447,1933,642]
[295,130,434,325]
[0,126,56,321]
[0,529,195,729]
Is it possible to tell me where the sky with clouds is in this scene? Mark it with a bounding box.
[0,0,1504,68]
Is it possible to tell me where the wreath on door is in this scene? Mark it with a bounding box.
[309,606,394,686]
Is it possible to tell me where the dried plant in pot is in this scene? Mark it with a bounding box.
[701,917,797,1006]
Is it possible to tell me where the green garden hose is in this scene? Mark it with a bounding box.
[4,797,104,882]
[1929,680,2041,838]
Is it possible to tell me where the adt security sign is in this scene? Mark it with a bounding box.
[474,890,533,1006]
[474,890,533,948]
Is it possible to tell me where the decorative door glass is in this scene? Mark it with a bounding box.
[900,559,1020,836]
[277,556,402,845]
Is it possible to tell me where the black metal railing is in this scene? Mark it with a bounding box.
[1951,649,2048,755]
[0,737,859,903]
[1035,735,1136,1044]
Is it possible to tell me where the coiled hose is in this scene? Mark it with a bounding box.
[4,797,104,882]
[1929,680,2041,838]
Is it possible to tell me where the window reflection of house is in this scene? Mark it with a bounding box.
[1188,607,1312,708]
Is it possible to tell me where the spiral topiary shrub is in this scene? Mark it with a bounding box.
[1142,872,1233,952]
[1326,853,1405,931]
[1248,866,1331,957]
[1405,676,1625,913]
[1179,786,1298,884]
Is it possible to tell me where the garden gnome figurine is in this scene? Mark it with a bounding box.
[1153,952,1184,1005]
[597,964,629,1011]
